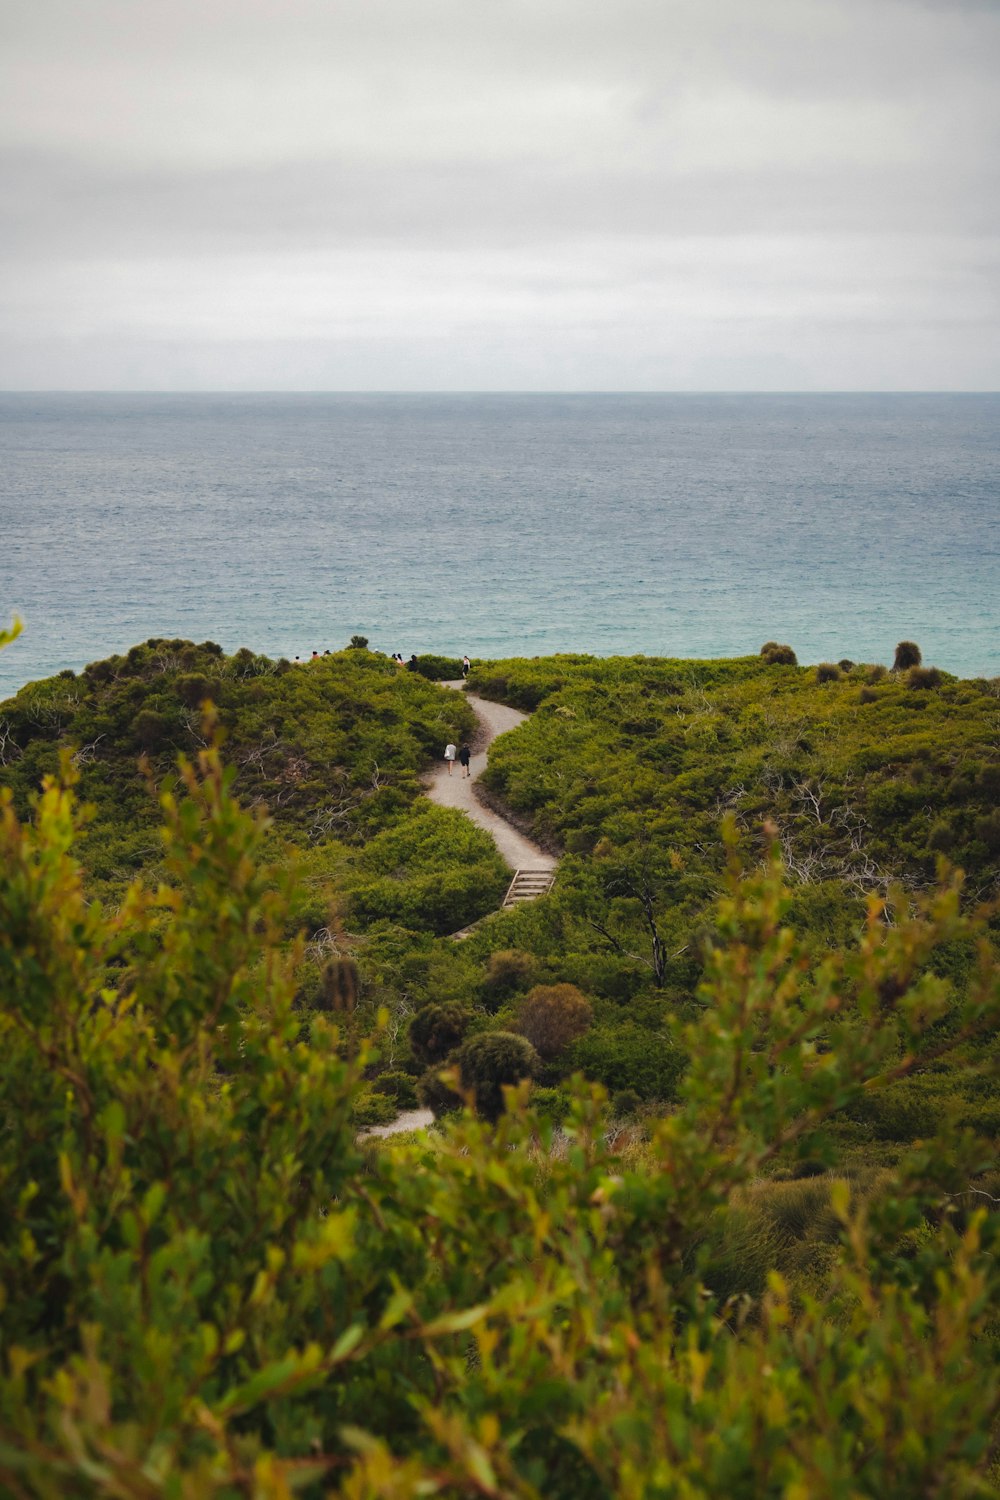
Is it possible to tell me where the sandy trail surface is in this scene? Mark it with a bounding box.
[424,685,557,873]
[367,685,556,1139]
[359,1108,435,1140]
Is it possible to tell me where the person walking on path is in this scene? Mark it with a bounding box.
[444,741,457,776]
[462,655,471,678]
[458,743,472,777]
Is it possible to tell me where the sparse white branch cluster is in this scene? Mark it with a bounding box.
[0,719,21,766]
[71,734,106,767]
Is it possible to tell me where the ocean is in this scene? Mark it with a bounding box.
[1,392,997,700]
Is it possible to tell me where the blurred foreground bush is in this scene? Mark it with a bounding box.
[2,741,1000,1496]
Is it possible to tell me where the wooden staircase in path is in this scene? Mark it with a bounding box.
[502,867,556,908]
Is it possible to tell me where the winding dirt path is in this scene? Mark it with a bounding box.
[424,684,557,874]
[361,684,557,1141]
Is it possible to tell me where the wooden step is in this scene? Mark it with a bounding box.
[502,868,556,907]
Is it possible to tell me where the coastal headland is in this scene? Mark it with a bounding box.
[2,633,1000,1491]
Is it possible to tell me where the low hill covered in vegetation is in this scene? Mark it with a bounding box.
[2,629,1000,1493]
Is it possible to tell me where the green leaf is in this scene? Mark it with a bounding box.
[421,1305,489,1338]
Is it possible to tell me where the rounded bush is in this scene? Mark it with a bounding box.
[515,983,592,1060]
[176,673,219,709]
[837,659,855,673]
[974,810,1000,855]
[131,708,172,751]
[814,663,843,684]
[927,819,956,853]
[416,1065,462,1119]
[482,948,539,1007]
[893,640,922,671]
[611,1088,642,1119]
[760,643,798,666]
[455,1031,539,1122]
[908,666,942,690]
[858,686,879,704]
[350,1091,398,1128]
[865,663,888,684]
[409,1001,471,1066]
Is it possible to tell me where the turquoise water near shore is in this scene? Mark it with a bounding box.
[1,392,997,698]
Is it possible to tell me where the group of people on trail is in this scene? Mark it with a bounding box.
[444,742,472,778]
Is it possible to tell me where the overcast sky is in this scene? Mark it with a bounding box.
[1,0,997,390]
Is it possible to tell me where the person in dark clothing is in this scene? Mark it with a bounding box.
[462,655,471,678]
[458,744,472,777]
[406,654,418,671]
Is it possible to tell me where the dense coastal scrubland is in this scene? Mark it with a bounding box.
[2,629,1000,1494]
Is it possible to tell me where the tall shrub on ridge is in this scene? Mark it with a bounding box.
[894,639,922,670]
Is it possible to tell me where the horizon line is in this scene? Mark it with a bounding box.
[2,388,998,398]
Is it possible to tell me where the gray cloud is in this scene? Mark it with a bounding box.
[1,0,997,388]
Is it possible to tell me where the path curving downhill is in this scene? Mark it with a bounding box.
[362,685,557,1139]
[424,684,557,875]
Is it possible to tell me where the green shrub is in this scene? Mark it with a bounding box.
[351,1090,399,1127]
[348,635,369,649]
[927,818,956,852]
[372,1070,419,1108]
[974,810,1000,855]
[416,1063,463,1118]
[409,1001,472,1065]
[611,1088,642,1118]
[909,666,942,689]
[481,947,539,1006]
[531,1086,573,1124]
[130,707,173,750]
[175,673,219,708]
[412,654,464,681]
[815,662,843,684]
[865,663,888,683]
[349,863,506,935]
[858,686,879,704]
[568,1024,686,1101]
[455,1031,539,1122]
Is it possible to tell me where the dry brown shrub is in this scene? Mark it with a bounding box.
[516,983,593,1060]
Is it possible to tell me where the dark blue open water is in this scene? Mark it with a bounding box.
[1,392,997,698]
